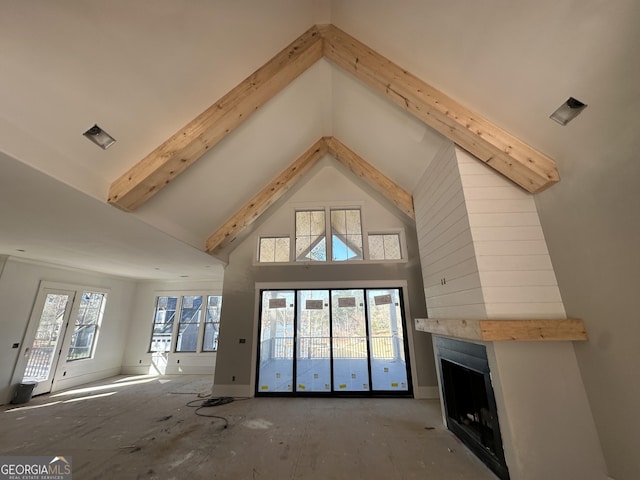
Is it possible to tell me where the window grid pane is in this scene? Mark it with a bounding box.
[150,296,178,352]
[331,209,363,261]
[259,237,290,263]
[368,234,401,260]
[67,292,106,361]
[203,295,222,351]
[176,296,203,352]
[296,210,326,261]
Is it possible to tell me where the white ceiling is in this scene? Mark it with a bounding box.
[0,0,638,280]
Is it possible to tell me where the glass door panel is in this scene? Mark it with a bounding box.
[23,289,75,396]
[331,289,370,392]
[296,290,331,392]
[367,289,409,391]
[257,291,295,392]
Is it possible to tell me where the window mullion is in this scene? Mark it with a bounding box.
[172,297,183,353]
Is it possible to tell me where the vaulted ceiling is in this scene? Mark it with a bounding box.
[0,1,637,280]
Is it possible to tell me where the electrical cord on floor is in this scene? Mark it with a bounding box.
[186,396,236,428]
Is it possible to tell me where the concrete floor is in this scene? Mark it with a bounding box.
[0,375,497,480]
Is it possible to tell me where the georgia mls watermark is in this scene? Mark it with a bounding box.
[0,456,71,480]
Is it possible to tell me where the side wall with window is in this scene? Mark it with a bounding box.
[121,278,223,376]
[213,165,438,398]
[0,257,136,404]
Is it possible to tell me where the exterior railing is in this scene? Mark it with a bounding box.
[23,346,54,380]
[260,336,402,362]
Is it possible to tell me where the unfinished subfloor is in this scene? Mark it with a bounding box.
[0,375,497,479]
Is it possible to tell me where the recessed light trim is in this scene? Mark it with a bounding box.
[83,124,116,149]
[550,97,587,125]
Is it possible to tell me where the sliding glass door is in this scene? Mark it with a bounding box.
[257,287,411,396]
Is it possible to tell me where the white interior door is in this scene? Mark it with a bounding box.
[22,288,76,396]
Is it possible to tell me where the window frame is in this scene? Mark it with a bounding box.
[255,204,407,265]
[367,230,406,262]
[148,292,222,354]
[66,290,108,362]
[257,235,291,263]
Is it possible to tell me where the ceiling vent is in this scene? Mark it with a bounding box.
[550,97,587,125]
[83,124,116,149]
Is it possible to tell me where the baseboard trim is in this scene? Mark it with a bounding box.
[414,386,440,399]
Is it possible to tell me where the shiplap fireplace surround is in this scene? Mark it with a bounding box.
[414,144,607,480]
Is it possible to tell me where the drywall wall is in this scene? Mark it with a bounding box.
[213,163,435,397]
[0,257,135,404]
[121,279,223,376]
[536,146,640,479]
[487,341,607,480]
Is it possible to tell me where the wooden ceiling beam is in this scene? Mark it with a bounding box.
[109,23,560,214]
[319,24,559,193]
[325,136,414,219]
[205,136,415,254]
[107,25,324,211]
[205,138,328,254]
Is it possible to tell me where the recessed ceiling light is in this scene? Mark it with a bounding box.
[83,124,116,149]
[550,97,587,125]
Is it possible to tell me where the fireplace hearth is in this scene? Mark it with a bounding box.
[436,336,509,480]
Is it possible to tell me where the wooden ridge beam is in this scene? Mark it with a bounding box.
[205,138,328,254]
[320,24,559,193]
[108,25,324,211]
[325,136,414,219]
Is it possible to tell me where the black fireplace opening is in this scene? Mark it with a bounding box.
[436,337,509,480]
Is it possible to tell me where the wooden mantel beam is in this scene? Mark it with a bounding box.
[205,138,328,254]
[108,25,324,211]
[320,24,559,193]
[325,137,414,219]
[415,318,587,342]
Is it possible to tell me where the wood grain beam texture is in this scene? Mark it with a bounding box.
[108,23,560,213]
[320,24,559,193]
[205,137,415,254]
[415,318,587,342]
[108,25,324,211]
[325,136,414,219]
[205,138,327,254]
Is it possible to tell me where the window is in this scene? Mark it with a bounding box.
[259,236,290,262]
[67,291,106,361]
[150,294,222,353]
[258,205,405,264]
[203,296,222,351]
[368,233,402,260]
[150,296,178,352]
[295,210,326,261]
[176,295,202,352]
[331,209,363,261]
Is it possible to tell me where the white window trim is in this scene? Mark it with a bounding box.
[367,229,408,263]
[254,203,407,266]
[149,291,222,354]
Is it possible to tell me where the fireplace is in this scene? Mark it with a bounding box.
[436,336,509,480]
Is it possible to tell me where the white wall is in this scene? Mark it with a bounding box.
[414,142,486,319]
[0,257,135,404]
[213,162,435,397]
[121,279,223,376]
